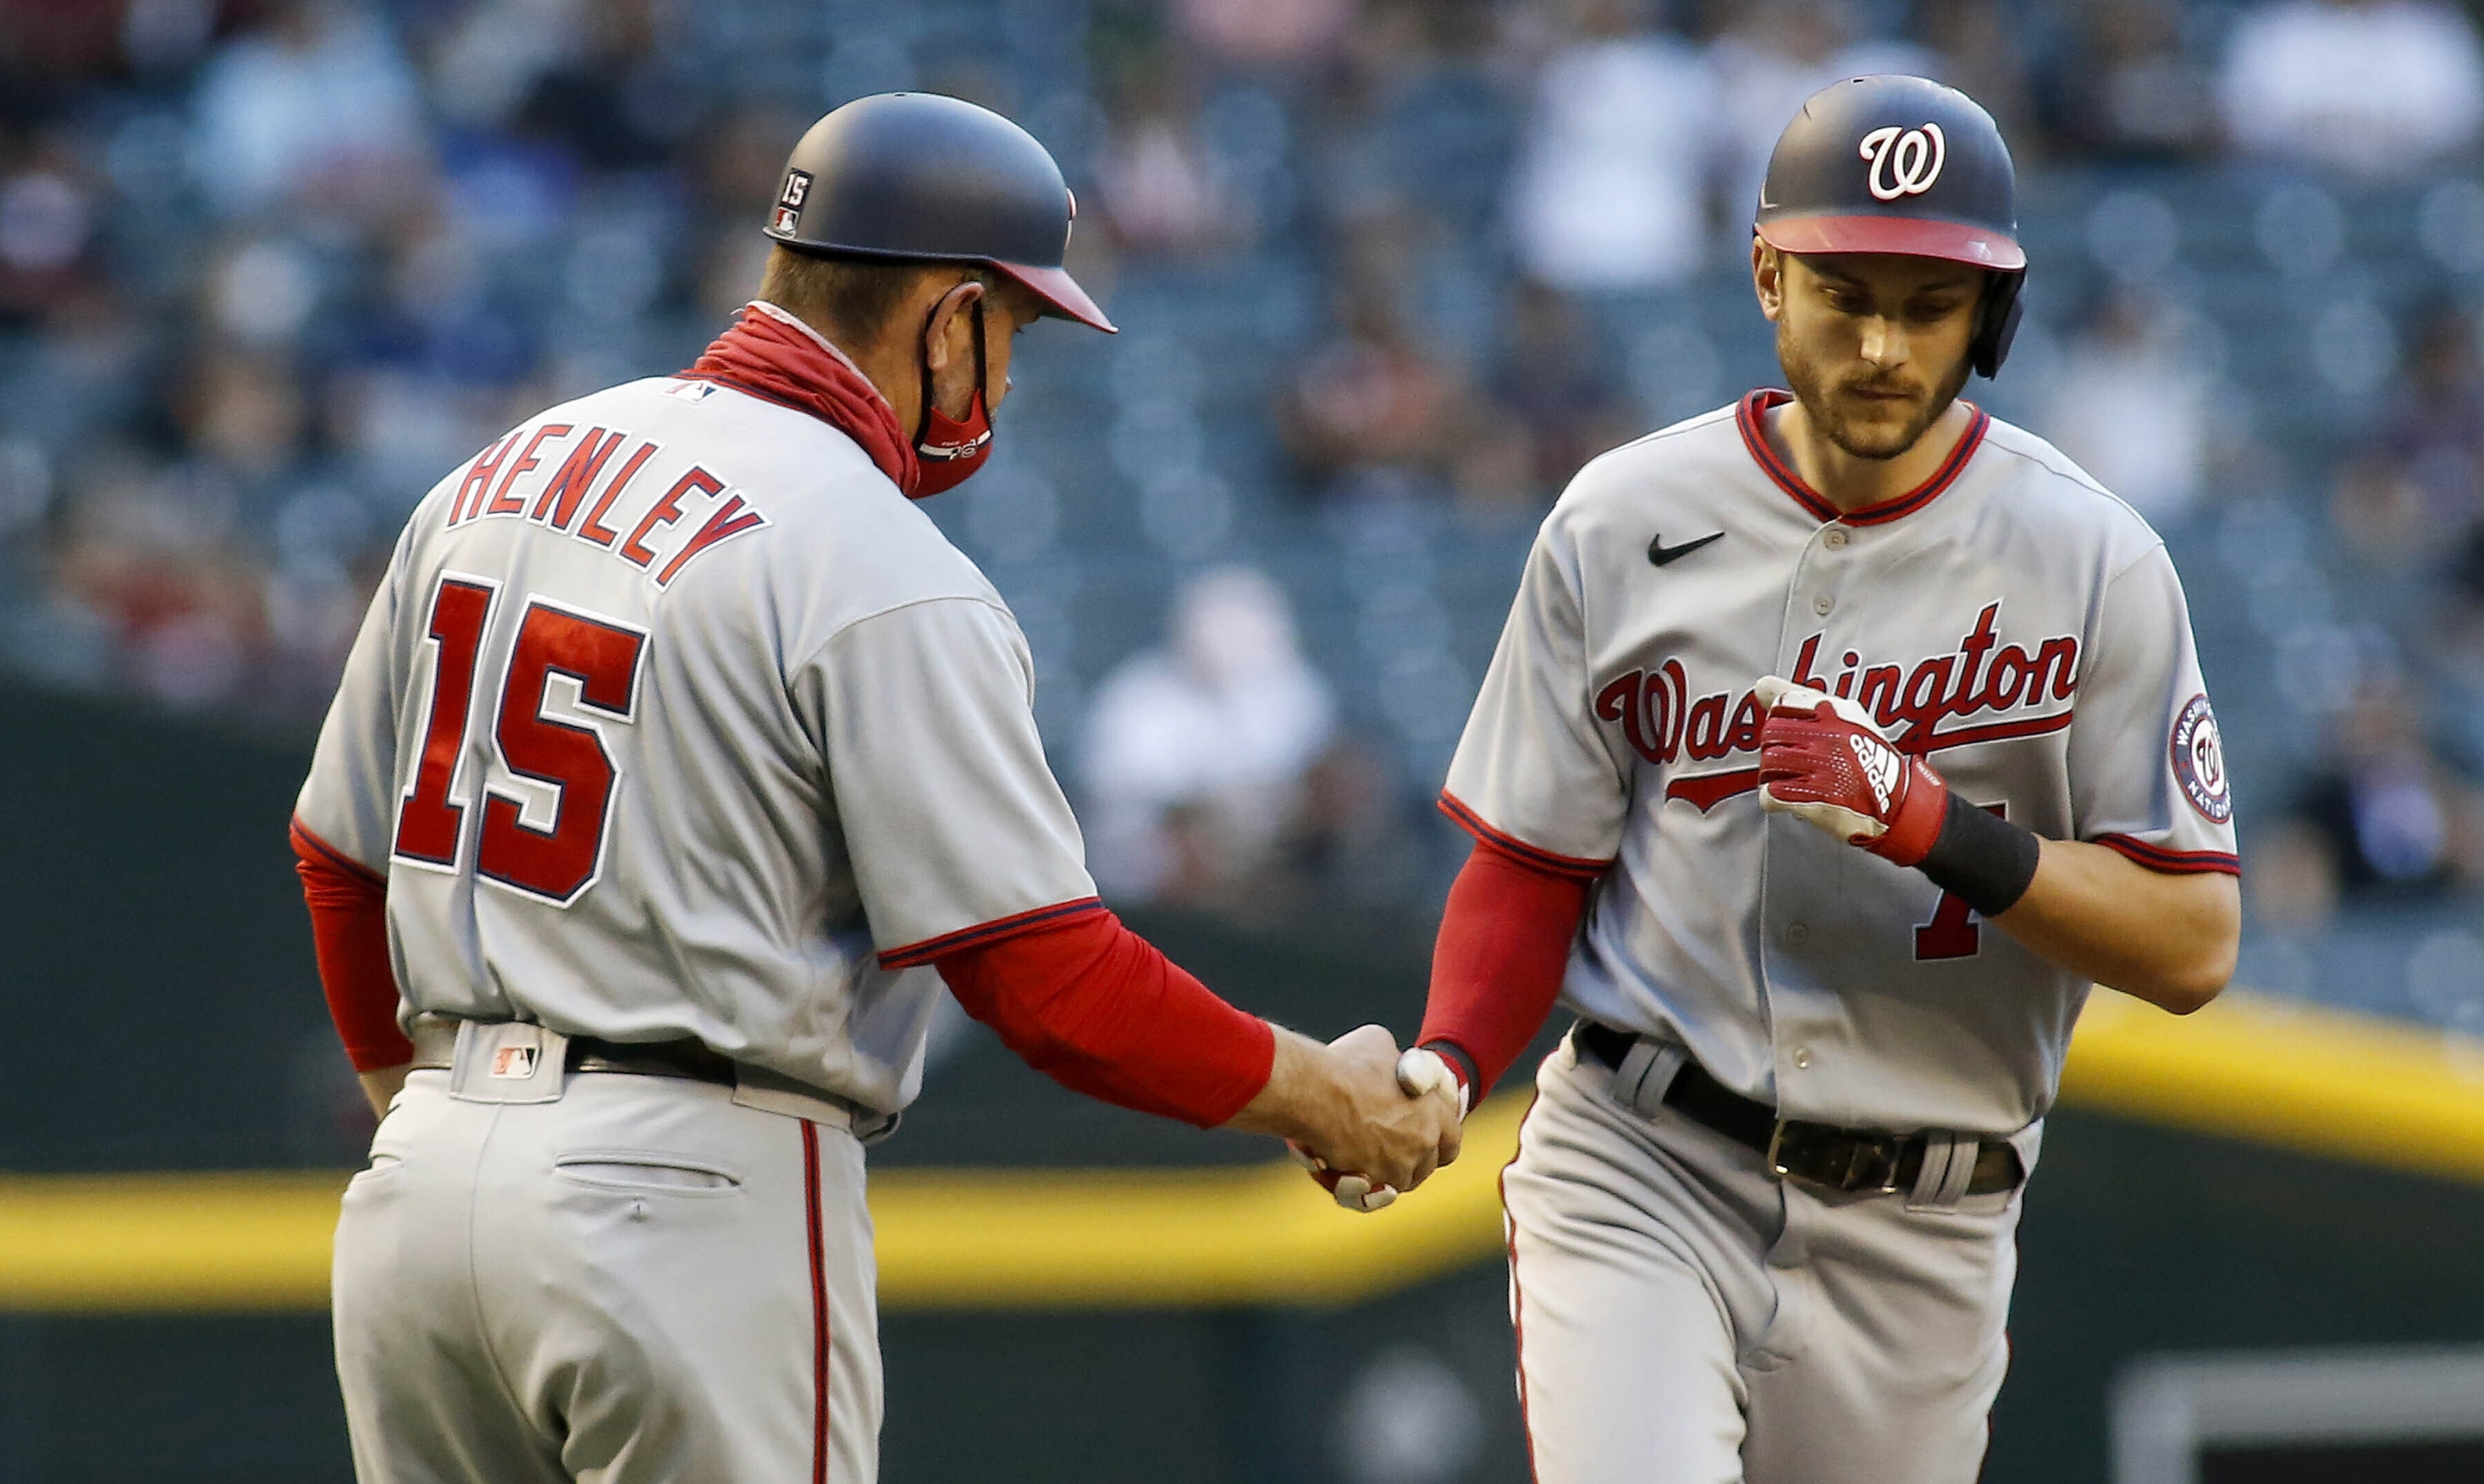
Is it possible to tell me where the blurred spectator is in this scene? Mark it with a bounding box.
[1505,0,1716,293]
[48,450,266,711]
[1177,0,1352,75]
[2246,818,2343,931]
[189,1,431,223]
[2219,0,2484,178]
[1911,0,2036,149]
[1098,68,1249,256]
[1705,0,1934,229]
[0,132,102,328]
[1278,286,1473,494]
[2040,288,2217,525]
[2288,678,2484,898]
[2035,0,2220,159]
[2329,452,2432,567]
[1488,279,1639,496]
[2385,303,2484,531]
[1081,567,1338,907]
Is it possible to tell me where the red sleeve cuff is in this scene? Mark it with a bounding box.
[290,817,412,1071]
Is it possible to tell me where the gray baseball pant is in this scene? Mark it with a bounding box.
[1500,1036,2025,1484]
[332,1040,880,1482]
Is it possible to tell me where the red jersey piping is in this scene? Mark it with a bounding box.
[290,817,386,886]
[1734,389,1989,526]
[801,1121,831,1484]
[2093,834,2241,877]
[1437,794,1611,881]
[878,896,1108,969]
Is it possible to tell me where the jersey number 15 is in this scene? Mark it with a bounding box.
[391,574,648,905]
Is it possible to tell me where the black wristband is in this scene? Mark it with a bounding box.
[1422,1039,1481,1100]
[1916,794,2042,918]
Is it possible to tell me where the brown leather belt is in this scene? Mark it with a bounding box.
[1571,1021,2023,1198]
[408,1018,737,1087]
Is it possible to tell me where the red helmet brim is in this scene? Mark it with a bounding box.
[991,261,1118,333]
[1757,214,2025,272]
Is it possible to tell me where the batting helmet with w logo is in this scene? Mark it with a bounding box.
[1754,75,2025,377]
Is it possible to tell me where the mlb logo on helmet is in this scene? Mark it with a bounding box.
[771,169,812,234]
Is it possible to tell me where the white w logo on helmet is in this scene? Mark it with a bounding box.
[1858,123,1946,201]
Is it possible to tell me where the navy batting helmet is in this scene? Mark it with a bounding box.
[1755,75,2024,376]
[765,92,1115,334]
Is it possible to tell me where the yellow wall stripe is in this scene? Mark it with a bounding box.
[1,992,2477,1313]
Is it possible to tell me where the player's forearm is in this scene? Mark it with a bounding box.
[1417,840,1591,1100]
[1990,838,2239,1013]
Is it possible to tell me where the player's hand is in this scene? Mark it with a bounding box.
[1753,674,1949,866]
[1290,1027,1464,1211]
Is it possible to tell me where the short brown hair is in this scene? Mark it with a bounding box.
[756,245,994,348]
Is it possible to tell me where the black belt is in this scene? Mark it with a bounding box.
[408,1020,738,1087]
[567,1035,738,1086]
[1571,1021,2023,1198]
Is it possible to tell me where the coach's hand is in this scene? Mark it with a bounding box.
[1287,1042,1469,1211]
[1288,1026,1465,1211]
[1753,674,1950,866]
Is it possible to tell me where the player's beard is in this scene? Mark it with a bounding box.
[1777,317,1971,462]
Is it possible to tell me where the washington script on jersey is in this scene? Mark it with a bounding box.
[438,389,771,591]
[1594,600,2079,806]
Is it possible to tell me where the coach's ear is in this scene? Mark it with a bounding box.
[1753,238,1785,322]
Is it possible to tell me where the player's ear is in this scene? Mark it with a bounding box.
[1753,238,1783,322]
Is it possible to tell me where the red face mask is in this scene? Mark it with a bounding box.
[911,291,995,498]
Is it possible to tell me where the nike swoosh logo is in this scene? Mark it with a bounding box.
[1648,531,1724,567]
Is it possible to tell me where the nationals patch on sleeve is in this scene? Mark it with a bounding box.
[2170,693,2231,823]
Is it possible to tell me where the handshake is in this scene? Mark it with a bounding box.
[1230,1024,1469,1214]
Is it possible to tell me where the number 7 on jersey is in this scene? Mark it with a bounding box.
[392,573,649,906]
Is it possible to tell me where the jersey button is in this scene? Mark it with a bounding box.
[1791,1046,1814,1070]
[1823,528,1850,550]
[1813,594,1834,615]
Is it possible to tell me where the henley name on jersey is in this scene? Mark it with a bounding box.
[438,398,772,590]
[1594,600,2077,809]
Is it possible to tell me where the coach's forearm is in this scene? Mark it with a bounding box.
[1220,1025,1344,1144]
[1989,840,2239,1013]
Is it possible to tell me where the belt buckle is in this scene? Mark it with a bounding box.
[1766,1119,1905,1195]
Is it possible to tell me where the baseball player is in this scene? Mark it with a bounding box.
[1393,77,2243,1481]
[287,92,1459,1484]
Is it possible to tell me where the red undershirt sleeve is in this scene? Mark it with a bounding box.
[932,910,1276,1129]
[1417,838,1593,1101]
[290,817,414,1072]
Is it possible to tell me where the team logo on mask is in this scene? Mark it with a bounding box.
[2170,693,2230,823]
[1859,123,1945,201]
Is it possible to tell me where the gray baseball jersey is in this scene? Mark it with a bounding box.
[296,320,1099,1118]
[1445,390,2239,1139]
